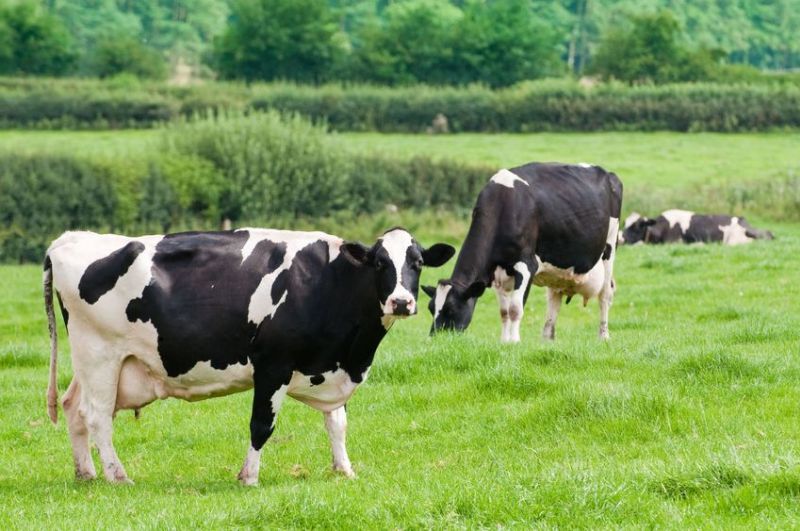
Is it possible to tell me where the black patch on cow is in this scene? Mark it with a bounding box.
[602,243,612,261]
[55,291,69,328]
[79,241,145,304]
[309,374,325,386]
[125,231,288,377]
[271,269,289,307]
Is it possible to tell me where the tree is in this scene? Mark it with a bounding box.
[349,0,461,85]
[92,36,168,80]
[452,0,563,87]
[213,0,341,83]
[590,10,721,83]
[0,2,76,76]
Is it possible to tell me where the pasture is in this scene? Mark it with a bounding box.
[1,129,798,189]
[1,222,799,527]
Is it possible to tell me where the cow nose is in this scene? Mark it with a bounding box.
[392,298,415,315]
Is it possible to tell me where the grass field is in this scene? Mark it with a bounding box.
[2,222,800,527]
[2,129,798,190]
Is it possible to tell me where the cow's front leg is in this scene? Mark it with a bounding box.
[507,261,533,343]
[494,285,512,343]
[238,368,291,486]
[324,405,355,477]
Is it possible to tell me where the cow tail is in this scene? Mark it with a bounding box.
[44,255,59,425]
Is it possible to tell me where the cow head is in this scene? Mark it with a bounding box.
[340,228,455,318]
[422,280,485,334]
[619,213,656,245]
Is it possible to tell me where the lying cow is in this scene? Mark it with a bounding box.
[423,162,623,342]
[620,210,773,245]
[44,227,454,485]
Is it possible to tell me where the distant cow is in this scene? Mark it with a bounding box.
[44,228,454,485]
[423,162,623,342]
[620,210,773,245]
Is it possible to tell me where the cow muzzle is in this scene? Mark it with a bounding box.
[386,297,416,317]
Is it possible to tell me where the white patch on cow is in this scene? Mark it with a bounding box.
[246,230,343,325]
[533,255,605,304]
[324,406,354,477]
[607,217,619,246]
[719,217,753,245]
[165,361,255,401]
[433,283,452,321]
[286,368,359,412]
[623,212,642,229]
[490,169,529,188]
[238,446,261,486]
[662,209,694,232]
[239,228,342,264]
[379,229,416,316]
[577,162,593,168]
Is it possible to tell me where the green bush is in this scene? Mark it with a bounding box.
[0,111,497,262]
[2,76,800,132]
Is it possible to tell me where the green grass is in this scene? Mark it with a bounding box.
[0,130,156,157]
[1,129,797,191]
[1,222,799,527]
[336,131,800,188]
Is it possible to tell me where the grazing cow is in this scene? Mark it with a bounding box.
[620,210,773,245]
[44,227,454,485]
[423,162,623,342]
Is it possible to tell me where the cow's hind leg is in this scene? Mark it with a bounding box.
[598,256,616,341]
[62,378,96,480]
[238,367,291,486]
[324,405,354,477]
[75,354,130,484]
[542,288,562,341]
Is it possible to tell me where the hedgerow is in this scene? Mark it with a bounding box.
[2,77,800,132]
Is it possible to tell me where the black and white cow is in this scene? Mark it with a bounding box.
[620,210,773,245]
[423,162,623,342]
[44,227,454,485]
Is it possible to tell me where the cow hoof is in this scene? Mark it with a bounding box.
[332,464,355,478]
[111,476,134,485]
[75,470,97,481]
[238,472,259,487]
[599,331,610,340]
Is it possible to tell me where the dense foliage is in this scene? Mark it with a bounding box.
[2,77,799,132]
[0,111,493,262]
[0,3,75,76]
[5,0,800,82]
[590,11,722,84]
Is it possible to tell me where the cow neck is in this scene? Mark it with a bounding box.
[450,208,498,290]
[332,261,387,380]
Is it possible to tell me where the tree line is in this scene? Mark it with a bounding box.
[1,0,799,86]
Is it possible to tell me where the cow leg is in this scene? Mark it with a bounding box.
[494,284,512,343]
[79,361,130,484]
[324,405,355,477]
[238,368,290,486]
[61,378,96,480]
[542,288,562,341]
[506,261,533,343]
[598,259,616,341]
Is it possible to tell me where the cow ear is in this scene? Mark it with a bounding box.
[421,285,437,298]
[463,281,486,300]
[340,242,371,266]
[422,243,455,267]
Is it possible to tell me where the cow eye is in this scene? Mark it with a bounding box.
[412,259,423,271]
[375,258,387,271]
